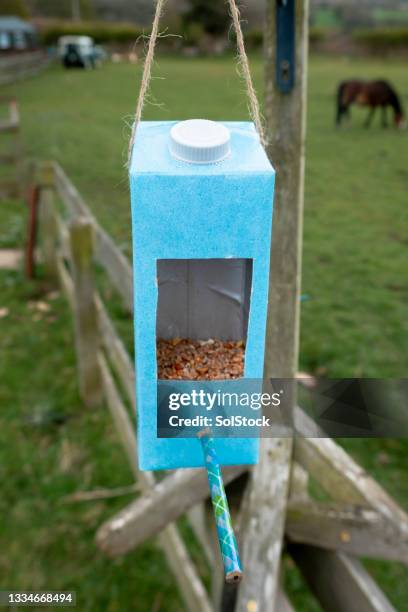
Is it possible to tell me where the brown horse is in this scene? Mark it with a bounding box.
[336,79,406,128]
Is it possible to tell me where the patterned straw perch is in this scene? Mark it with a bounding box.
[198,429,243,584]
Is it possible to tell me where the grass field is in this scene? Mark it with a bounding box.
[1,55,407,610]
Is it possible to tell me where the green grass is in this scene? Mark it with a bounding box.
[1,55,407,610]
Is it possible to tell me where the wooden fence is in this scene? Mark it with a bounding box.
[33,160,408,612]
[0,51,50,86]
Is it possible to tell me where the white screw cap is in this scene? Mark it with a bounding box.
[170,119,231,164]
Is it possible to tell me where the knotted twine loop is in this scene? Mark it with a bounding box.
[128,0,266,166]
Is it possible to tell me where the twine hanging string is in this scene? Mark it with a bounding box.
[226,0,266,146]
[128,0,266,165]
[127,0,166,164]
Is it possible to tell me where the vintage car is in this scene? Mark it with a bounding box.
[58,36,104,69]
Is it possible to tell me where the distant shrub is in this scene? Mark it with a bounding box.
[39,20,329,52]
[354,27,408,50]
[39,21,144,45]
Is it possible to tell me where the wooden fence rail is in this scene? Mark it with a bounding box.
[33,161,407,612]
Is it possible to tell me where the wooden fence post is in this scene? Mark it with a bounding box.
[264,0,309,387]
[38,162,58,280]
[236,2,310,610]
[69,217,102,407]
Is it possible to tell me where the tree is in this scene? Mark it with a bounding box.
[183,0,230,36]
[1,0,29,18]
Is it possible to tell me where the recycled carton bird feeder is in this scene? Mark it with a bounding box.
[129,120,275,472]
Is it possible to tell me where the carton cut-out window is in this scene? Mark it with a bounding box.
[156,259,253,381]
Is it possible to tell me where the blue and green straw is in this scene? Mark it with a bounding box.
[198,429,243,584]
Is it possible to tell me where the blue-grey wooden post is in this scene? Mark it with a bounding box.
[236,1,310,610]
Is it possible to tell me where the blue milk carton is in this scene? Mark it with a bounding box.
[129,120,275,471]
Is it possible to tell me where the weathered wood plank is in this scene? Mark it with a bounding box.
[289,545,396,612]
[94,228,133,312]
[52,210,70,261]
[235,439,294,612]
[39,187,58,281]
[56,254,74,310]
[69,218,102,407]
[52,162,88,217]
[287,500,408,563]
[95,293,135,407]
[98,352,138,476]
